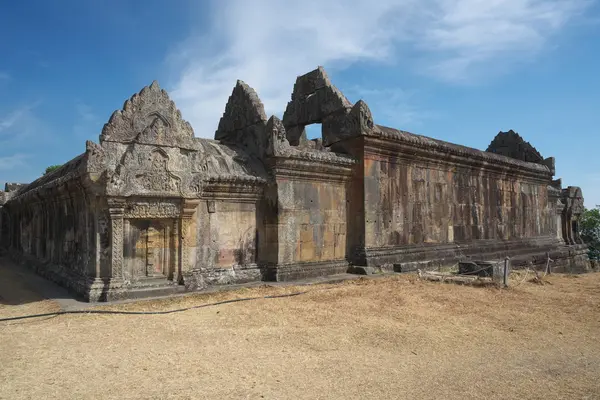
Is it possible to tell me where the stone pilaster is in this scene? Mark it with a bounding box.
[108,197,125,281]
[180,199,200,278]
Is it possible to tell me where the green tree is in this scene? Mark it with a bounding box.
[44,164,62,175]
[580,206,600,260]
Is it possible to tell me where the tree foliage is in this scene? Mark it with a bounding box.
[44,164,62,175]
[580,206,600,260]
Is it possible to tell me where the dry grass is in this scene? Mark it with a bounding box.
[1,271,600,400]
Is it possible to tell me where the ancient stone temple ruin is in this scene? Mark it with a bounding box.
[0,67,590,301]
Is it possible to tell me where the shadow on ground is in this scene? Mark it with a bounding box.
[0,256,85,309]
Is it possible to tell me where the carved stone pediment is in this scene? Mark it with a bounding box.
[105,145,187,197]
[100,81,195,148]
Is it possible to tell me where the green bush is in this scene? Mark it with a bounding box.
[581,206,600,260]
[44,164,62,175]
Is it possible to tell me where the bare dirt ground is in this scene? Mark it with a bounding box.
[1,267,600,400]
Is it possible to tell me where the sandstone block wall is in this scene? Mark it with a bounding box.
[0,67,590,301]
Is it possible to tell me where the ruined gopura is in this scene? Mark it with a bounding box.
[0,67,590,301]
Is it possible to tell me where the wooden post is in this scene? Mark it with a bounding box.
[503,257,510,287]
[545,252,552,275]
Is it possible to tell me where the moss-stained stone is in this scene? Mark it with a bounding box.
[0,68,590,301]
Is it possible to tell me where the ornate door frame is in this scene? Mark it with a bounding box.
[107,197,199,284]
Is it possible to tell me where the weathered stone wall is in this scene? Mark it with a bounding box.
[0,66,590,301]
[262,177,348,280]
[332,122,586,272]
[0,157,107,298]
[194,200,258,267]
[363,153,552,247]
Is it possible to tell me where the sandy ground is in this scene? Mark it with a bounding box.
[1,267,600,400]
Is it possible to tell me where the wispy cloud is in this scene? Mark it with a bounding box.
[0,71,9,81]
[72,101,101,138]
[0,153,30,171]
[344,86,437,128]
[416,0,591,81]
[169,0,590,138]
[0,102,41,136]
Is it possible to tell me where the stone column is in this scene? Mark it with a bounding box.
[565,214,575,245]
[108,198,126,281]
[172,218,179,282]
[180,200,200,279]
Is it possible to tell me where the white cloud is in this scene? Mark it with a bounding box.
[0,101,56,149]
[0,153,29,171]
[169,0,590,138]
[72,101,101,138]
[0,102,41,135]
[344,86,433,127]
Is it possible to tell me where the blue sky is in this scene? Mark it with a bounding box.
[1,0,599,206]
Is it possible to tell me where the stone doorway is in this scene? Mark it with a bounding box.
[124,219,177,282]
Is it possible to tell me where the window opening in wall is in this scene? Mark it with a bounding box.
[304,124,322,141]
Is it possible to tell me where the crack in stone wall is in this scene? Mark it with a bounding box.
[0,67,591,301]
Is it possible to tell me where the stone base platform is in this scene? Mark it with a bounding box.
[350,238,591,275]
[263,260,350,282]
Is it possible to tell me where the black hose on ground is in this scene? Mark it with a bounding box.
[0,290,313,323]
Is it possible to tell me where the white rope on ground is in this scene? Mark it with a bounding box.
[510,268,532,287]
[543,253,554,278]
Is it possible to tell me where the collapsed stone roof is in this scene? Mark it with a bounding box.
[6,153,88,203]
[3,67,559,205]
[4,183,28,192]
[486,130,544,163]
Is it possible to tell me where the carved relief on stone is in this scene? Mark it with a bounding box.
[138,113,170,144]
[97,211,110,249]
[110,217,124,279]
[135,172,181,192]
[107,198,125,280]
[85,140,105,173]
[124,201,181,219]
[343,100,374,135]
[107,170,125,193]
[321,99,375,146]
[149,149,169,171]
[265,116,290,157]
[100,81,194,148]
[189,174,203,193]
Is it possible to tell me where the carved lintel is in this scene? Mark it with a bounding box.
[124,200,181,219]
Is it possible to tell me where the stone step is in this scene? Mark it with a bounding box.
[121,284,187,300]
[134,276,175,288]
